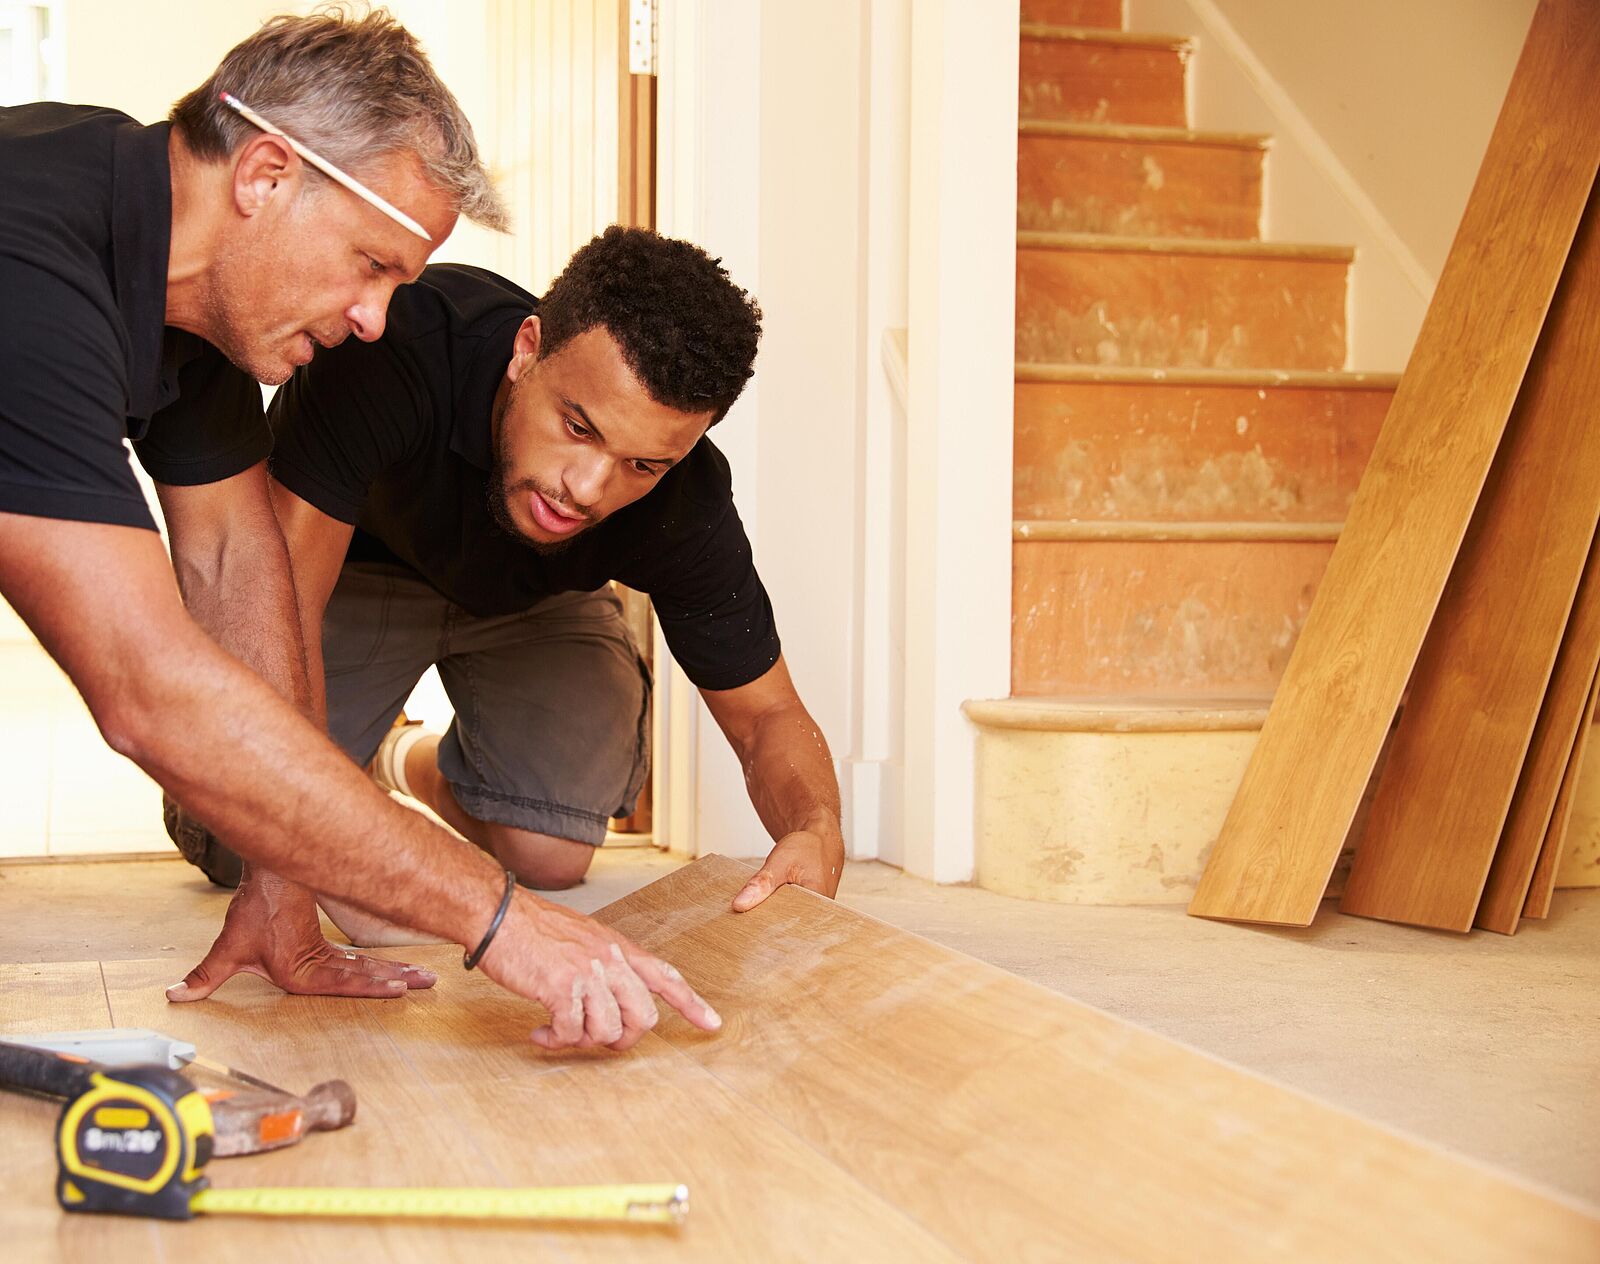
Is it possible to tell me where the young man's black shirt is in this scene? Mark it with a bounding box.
[269,264,780,692]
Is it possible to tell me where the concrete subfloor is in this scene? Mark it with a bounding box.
[2,848,1595,1209]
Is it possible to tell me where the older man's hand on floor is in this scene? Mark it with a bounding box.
[166,870,439,1002]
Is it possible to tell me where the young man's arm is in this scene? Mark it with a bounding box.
[0,510,721,1050]
[156,461,425,999]
[699,656,845,911]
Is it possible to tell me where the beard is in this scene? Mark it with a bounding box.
[487,459,590,557]
[488,377,593,555]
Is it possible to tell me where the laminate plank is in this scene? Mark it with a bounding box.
[1189,0,1600,925]
[1,952,965,1262]
[599,856,1600,1262]
[1478,530,1600,933]
[1339,187,1600,931]
[1527,667,1600,919]
[0,964,144,1263]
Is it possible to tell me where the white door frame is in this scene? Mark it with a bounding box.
[649,0,1017,880]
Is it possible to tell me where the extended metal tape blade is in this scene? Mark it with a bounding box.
[190,1183,689,1225]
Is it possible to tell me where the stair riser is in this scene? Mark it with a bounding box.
[1012,538,1333,696]
[972,725,1362,904]
[1017,247,1350,370]
[1019,134,1263,239]
[1021,0,1124,28]
[1020,38,1188,127]
[970,712,1600,905]
[1014,382,1391,521]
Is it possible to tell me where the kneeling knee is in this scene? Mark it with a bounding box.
[489,828,598,890]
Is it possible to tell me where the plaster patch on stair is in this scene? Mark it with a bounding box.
[1102,444,1299,518]
[1035,842,1088,886]
[1020,437,1302,519]
[1141,155,1165,190]
[1114,596,1313,690]
[1019,195,1218,238]
[1016,301,1255,368]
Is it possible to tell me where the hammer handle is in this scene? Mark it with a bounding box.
[0,1040,100,1100]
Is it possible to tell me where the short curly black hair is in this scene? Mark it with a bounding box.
[538,227,762,424]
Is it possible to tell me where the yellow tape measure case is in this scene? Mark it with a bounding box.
[56,1064,214,1220]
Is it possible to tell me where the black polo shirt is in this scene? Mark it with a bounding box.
[0,103,271,529]
[268,264,781,692]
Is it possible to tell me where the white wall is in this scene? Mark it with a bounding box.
[657,0,884,863]
[1129,0,1538,371]
[656,0,1016,881]
[1205,0,1538,282]
[654,0,767,857]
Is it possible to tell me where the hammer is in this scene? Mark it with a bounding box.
[0,1039,355,1157]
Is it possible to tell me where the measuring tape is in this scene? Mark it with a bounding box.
[54,1062,687,1226]
[192,1184,688,1223]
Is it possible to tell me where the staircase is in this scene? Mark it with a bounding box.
[964,1,1400,903]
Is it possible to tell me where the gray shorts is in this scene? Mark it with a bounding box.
[322,562,651,846]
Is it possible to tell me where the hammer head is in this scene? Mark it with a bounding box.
[206,1079,357,1157]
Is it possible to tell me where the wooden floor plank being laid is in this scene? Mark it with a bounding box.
[3,955,965,1263]
[4,859,1599,1261]
[1189,0,1600,927]
[598,856,1600,1262]
[1478,529,1600,933]
[1339,185,1600,932]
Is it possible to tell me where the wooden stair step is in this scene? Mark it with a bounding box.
[1019,121,1268,239]
[1014,367,1396,522]
[965,694,1272,732]
[1012,521,1339,697]
[962,691,1600,905]
[1020,0,1124,30]
[1020,25,1191,127]
[1017,233,1353,370]
[961,695,1376,906]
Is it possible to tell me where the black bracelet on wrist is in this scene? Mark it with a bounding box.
[464,868,517,970]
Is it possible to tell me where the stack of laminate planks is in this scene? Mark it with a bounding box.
[1189,0,1600,934]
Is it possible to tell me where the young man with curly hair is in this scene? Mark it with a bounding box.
[175,227,845,957]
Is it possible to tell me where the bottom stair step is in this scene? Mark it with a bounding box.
[962,697,1600,906]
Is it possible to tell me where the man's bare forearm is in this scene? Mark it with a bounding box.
[163,470,314,717]
[736,706,843,846]
[130,622,502,945]
[162,469,322,903]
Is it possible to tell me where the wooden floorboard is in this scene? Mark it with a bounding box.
[598,856,1600,1262]
[1527,667,1600,920]
[1339,186,1600,931]
[4,859,1598,1260]
[1478,531,1600,933]
[1190,0,1600,926]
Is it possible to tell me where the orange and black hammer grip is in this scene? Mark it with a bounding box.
[0,1040,101,1100]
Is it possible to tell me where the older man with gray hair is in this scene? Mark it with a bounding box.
[0,7,721,1052]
